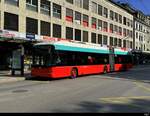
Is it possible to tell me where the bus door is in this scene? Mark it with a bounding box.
[109,47,115,72]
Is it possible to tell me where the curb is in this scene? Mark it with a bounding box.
[0,77,25,84]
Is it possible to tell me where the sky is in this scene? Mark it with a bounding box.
[114,0,150,15]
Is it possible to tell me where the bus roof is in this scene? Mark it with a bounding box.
[34,41,129,55]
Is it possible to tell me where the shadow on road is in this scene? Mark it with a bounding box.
[52,98,150,113]
[103,65,150,84]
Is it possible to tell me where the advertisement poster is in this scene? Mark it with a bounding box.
[12,49,21,70]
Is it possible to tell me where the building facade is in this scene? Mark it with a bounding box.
[0,0,134,48]
[134,11,150,52]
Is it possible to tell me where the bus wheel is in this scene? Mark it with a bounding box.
[103,66,107,74]
[70,68,78,79]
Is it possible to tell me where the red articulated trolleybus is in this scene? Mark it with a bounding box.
[31,38,133,79]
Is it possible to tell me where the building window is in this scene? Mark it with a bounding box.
[123,17,126,25]
[119,27,122,36]
[83,0,89,10]
[5,0,19,6]
[110,37,113,46]
[98,20,102,31]
[66,8,73,22]
[119,14,122,24]
[98,5,102,16]
[110,10,114,20]
[75,29,81,41]
[103,35,108,45]
[4,12,18,31]
[114,25,118,34]
[53,24,61,38]
[83,14,89,27]
[103,21,108,32]
[66,27,73,40]
[40,0,50,16]
[74,0,82,8]
[130,41,133,48]
[75,11,81,25]
[103,7,108,18]
[26,17,38,34]
[123,40,126,48]
[114,38,117,46]
[53,3,61,19]
[98,34,102,44]
[118,39,122,47]
[83,31,88,42]
[136,32,138,39]
[91,2,97,14]
[109,24,113,33]
[91,33,96,43]
[91,17,97,29]
[26,0,38,12]
[66,0,73,4]
[40,21,50,36]
[114,12,118,22]
[123,28,126,37]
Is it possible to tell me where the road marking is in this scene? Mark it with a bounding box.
[100,96,150,101]
[133,81,150,92]
[99,96,150,110]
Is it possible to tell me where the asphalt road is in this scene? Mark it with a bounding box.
[0,65,149,113]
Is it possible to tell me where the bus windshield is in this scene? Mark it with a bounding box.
[32,45,55,67]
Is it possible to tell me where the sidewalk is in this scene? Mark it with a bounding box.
[0,70,30,84]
